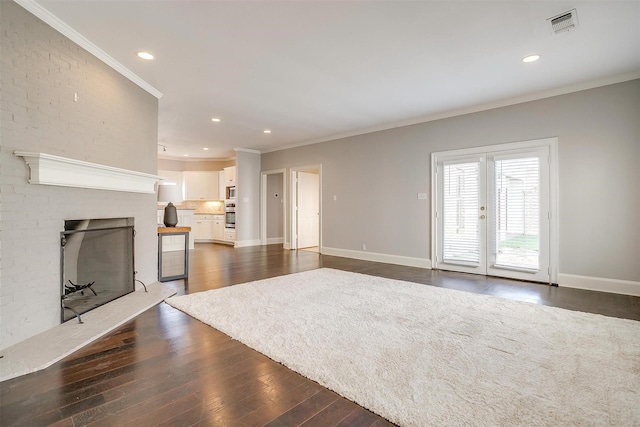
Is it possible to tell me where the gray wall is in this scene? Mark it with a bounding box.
[0,2,159,349]
[267,173,284,240]
[236,150,261,244]
[262,79,640,283]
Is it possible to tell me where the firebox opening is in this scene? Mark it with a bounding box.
[61,218,135,323]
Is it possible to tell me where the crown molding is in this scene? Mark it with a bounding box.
[261,71,640,154]
[13,0,163,99]
[234,148,261,154]
[157,155,236,162]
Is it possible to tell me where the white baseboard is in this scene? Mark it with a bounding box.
[558,273,640,297]
[322,247,431,269]
[283,241,291,250]
[235,239,262,248]
[266,237,284,245]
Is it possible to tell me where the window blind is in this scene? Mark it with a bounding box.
[442,161,480,265]
[493,157,540,270]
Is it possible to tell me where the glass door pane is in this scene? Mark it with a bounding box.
[486,146,550,282]
[493,156,540,270]
[441,159,484,271]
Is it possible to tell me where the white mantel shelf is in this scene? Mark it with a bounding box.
[14,151,162,194]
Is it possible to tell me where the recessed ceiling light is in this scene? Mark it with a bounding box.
[137,51,154,60]
[263,130,272,134]
[211,118,221,122]
[522,54,541,63]
[203,147,209,151]
[183,154,189,157]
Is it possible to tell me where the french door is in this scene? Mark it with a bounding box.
[433,140,557,283]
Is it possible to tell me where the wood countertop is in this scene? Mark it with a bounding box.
[157,227,191,233]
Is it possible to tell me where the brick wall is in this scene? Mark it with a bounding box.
[0,2,159,350]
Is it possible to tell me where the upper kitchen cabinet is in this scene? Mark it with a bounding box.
[158,169,184,187]
[183,171,219,200]
[158,169,185,201]
[218,171,225,199]
[224,166,236,185]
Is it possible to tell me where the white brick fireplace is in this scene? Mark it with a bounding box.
[0,1,161,350]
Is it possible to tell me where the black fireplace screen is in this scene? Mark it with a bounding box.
[60,218,135,322]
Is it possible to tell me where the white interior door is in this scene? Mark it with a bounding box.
[297,171,319,249]
[434,143,553,283]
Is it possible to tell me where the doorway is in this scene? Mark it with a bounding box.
[290,165,321,251]
[432,138,558,283]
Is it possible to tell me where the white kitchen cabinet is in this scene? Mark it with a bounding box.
[213,215,225,241]
[158,169,184,187]
[194,214,229,243]
[183,171,219,200]
[224,228,236,243]
[223,166,236,185]
[158,169,185,203]
[218,171,225,200]
[193,215,215,241]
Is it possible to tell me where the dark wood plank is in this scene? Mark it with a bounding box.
[236,381,324,426]
[263,388,339,426]
[2,243,639,427]
[299,398,362,427]
[335,406,386,427]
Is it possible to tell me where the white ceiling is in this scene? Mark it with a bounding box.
[32,0,640,160]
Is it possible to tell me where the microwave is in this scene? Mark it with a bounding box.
[226,186,236,200]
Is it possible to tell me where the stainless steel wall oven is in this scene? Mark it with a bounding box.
[224,202,236,229]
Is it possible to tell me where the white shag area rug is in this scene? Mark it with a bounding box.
[164,268,640,426]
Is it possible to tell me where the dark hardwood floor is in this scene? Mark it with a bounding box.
[2,244,639,426]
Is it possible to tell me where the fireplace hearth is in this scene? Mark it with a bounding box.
[61,218,135,322]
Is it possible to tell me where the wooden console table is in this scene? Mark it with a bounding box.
[158,226,191,282]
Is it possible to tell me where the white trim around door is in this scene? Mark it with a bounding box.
[289,164,322,251]
[260,169,287,247]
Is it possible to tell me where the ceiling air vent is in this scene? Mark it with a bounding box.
[548,9,579,34]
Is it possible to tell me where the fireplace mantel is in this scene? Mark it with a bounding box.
[14,152,162,194]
